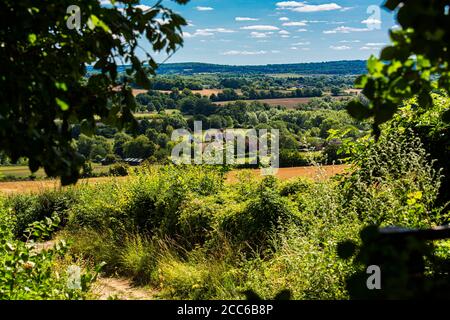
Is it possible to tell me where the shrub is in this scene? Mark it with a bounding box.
[178,196,220,246]
[64,228,120,274]
[68,165,225,238]
[0,206,98,300]
[109,162,129,176]
[67,182,131,236]
[243,224,360,300]
[340,129,442,227]
[221,176,298,248]
[7,189,79,239]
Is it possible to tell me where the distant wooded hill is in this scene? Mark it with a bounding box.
[89,60,366,76]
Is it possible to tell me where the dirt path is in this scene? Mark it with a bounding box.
[92,277,157,300]
[35,241,156,300]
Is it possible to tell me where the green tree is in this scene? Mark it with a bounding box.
[123,135,156,159]
[0,0,189,184]
[347,0,450,135]
[113,132,133,158]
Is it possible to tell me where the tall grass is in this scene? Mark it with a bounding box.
[4,130,446,299]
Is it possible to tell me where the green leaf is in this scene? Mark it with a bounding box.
[88,14,111,33]
[55,98,69,111]
[380,46,396,61]
[347,100,372,120]
[374,102,398,124]
[28,33,37,44]
[367,56,383,74]
[418,91,432,108]
[55,82,68,91]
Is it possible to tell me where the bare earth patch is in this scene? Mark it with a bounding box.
[91,277,157,300]
[227,164,349,183]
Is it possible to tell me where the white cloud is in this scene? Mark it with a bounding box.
[276,1,342,12]
[323,26,370,34]
[281,35,290,38]
[250,32,273,38]
[135,4,152,11]
[241,25,280,31]
[282,21,307,27]
[297,28,308,32]
[365,42,386,46]
[196,6,214,11]
[193,30,215,37]
[330,45,351,50]
[360,42,385,50]
[184,28,234,38]
[279,17,290,21]
[279,30,290,35]
[290,47,299,50]
[236,17,259,21]
[302,20,327,23]
[292,41,310,45]
[222,50,268,55]
[339,40,361,43]
[276,1,305,7]
[271,50,281,53]
[155,18,170,25]
[361,18,382,25]
[198,28,235,33]
[292,4,342,12]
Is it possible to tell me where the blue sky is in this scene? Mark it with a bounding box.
[106,1,399,65]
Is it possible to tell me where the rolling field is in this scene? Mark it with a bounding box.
[0,164,110,179]
[0,165,349,194]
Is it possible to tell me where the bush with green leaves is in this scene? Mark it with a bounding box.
[220,176,299,249]
[68,165,225,238]
[0,202,99,300]
[340,129,442,227]
[7,189,79,239]
[109,162,129,176]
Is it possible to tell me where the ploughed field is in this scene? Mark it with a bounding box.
[0,165,349,194]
